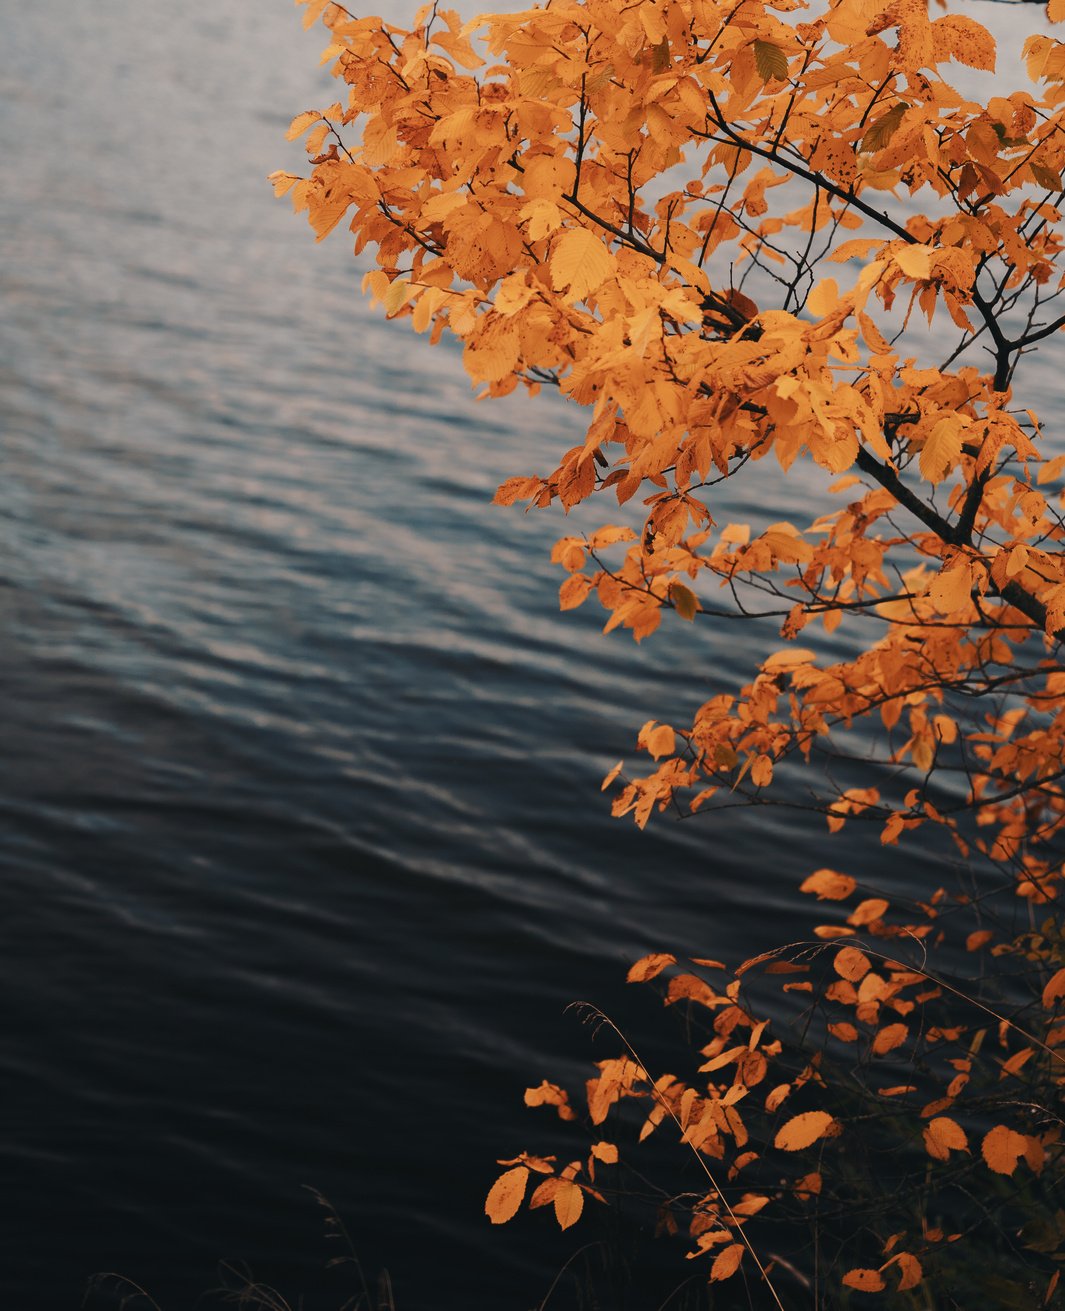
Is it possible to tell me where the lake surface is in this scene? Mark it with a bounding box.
[0,3,1053,1307]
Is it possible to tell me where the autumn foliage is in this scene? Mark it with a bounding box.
[279,0,1065,1301]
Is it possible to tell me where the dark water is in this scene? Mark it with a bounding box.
[0,3,1051,1308]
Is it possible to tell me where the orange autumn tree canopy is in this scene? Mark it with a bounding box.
[278,0,1065,1299]
[277,0,1065,902]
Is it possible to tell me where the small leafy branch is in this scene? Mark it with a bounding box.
[486,883,1065,1305]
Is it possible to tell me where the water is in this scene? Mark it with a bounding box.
[0,3,1053,1307]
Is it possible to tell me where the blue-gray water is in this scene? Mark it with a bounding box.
[0,2,1050,1307]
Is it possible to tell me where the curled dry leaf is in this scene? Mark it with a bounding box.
[887,1251,923,1291]
[524,1080,576,1121]
[626,952,676,983]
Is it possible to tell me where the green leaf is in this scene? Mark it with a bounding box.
[753,40,788,82]
[860,102,907,154]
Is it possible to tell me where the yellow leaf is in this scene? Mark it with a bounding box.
[645,724,676,759]
[894,244,934,280]
[551,228,615,302]
[301,0,331,29]
[807,277,839,318]
[1051,0,1065,21]
[923,1116,968,1161]
[267,170,301,198]
[287,110,322,141]
[927,561,972,614]
[590,1141,618,1164]
[554,1180,584,1230]
[710,1243,745,1281]
[919,417,965,483]
[774,1110,837,1151]
[519,199,564,243]
[485,1166,529,1224]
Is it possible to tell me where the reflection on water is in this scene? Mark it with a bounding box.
[0,2,1052,1307]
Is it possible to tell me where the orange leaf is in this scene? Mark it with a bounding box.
[801,868,856,901]
[551,228,615,302]
[524,1081,576,1121]
[559,574,593,611]
[843,1269,886,1292]
[486,1166,529,1224]
[710,1243,745,1282]
[981,1124,1028,1175]
[553,1180,584,1230]
[627,952,676,983]
[886,1252,923,1291]
[848,898,889,926]
[1043,966,1065,1009]
[872,1023,908,1055]
[833,946,871,981]
[923,1116,968,1161]
[774,1110,837,1152]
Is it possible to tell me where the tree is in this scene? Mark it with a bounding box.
[277,0,1065,1302]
